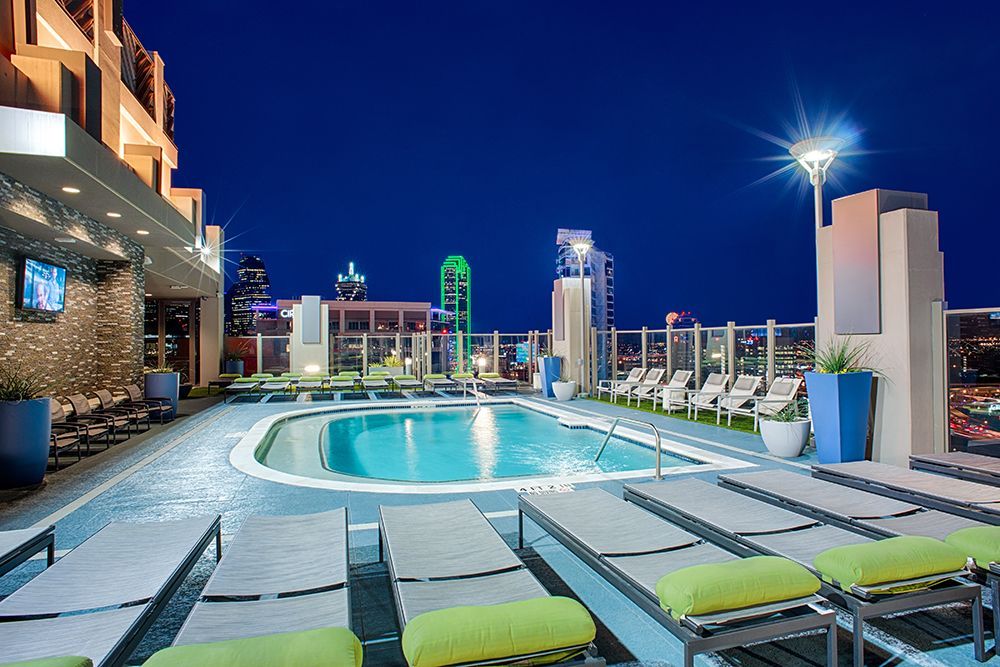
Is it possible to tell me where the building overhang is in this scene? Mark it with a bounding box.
[0,106,220,298]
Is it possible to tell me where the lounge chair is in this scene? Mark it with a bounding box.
[719,468,1000,644]
[172,509,351,647]
[49,399,85,467]
[68,393,130,442]
[295,376,327,392]
[713,375,763,424]
[813,460,1000,524]
[224,377,260,403]
[623,478,985,665]
[518,488,836,667]
[91,389,149,435]
[328,375,358,392]
[1,525,55,577]
[379,499,601,666]
[624,368,665,406]
[595,367,646,403]
[721,377,802,431]
[0,515,221,666]
[910,451,1000,487]
[478,372,519,393]
[258,378,293,395]
[423,373,456,392]
[117,384,173,423]
[451,372,481,394]
[58,396,113,450]
[649,370,693,410]
[361,375,390,393]
[281,372,302,383]
[687,372,730,419]
[391,374,423,392]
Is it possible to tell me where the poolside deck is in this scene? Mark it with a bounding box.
[0,392,989,666]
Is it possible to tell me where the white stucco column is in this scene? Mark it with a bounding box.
[289,296,330,374]
[551,277,591,389]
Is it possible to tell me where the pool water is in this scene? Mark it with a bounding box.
[258,404,698,483]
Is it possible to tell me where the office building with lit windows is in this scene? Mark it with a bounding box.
[335,261,368,301]
[225,254,272,336]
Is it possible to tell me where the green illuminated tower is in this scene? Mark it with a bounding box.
[440,255,472,364]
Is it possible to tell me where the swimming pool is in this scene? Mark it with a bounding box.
[253,403,702,486]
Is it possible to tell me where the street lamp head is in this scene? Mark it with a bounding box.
[789,136,845,177]
[567,237,593,257]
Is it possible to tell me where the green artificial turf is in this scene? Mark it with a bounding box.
[586,395,760,434]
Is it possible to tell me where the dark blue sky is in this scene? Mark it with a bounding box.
[127,1,999,330]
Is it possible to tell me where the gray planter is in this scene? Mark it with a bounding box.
[224,359,244,376]
[145,372,180,416]
[0,398,51,489]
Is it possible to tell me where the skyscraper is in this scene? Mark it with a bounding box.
[556,229,614,378]
[336,262,368,301]
[441,256,472,363]
[225,254,273,336]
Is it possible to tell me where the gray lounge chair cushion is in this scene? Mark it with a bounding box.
[522,488,699,555]
[381,500,521,579]
[0,526,51,563]
[722,470,920,519]
[819,461,1000,504]
[605,542,734,598]
[174,588,350,646]
[395,569,547,624]
[750,525,872,567]
[0,516,218,616]
[912,451,1000,475]
[861,511,982,541]
[203,509,348,597]
[626,480,818,536]
[0,606,145,664]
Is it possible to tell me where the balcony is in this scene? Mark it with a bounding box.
[119,20,156,122]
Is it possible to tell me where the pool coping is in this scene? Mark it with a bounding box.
[229,397,754,494]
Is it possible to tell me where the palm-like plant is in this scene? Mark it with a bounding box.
[0,363,50,401]
[809,338,874,375]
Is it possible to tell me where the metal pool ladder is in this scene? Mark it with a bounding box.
[594,417,664,480]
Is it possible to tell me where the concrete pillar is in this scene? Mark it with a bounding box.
[817,190,944,465]
[199,295,223,384]
[551,277,591,390]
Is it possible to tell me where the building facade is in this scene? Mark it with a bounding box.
[0,0,223,390]
[225,254,272,336]
[556,229,614,379]
[335,261,367,301]
[440,255,471,366]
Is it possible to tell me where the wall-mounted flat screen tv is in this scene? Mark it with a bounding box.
[18,257,67,313]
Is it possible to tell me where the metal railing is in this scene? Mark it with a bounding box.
[594,416,664,479]
[943,307,1000,451]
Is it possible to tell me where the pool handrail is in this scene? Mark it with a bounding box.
[594,416,663,479]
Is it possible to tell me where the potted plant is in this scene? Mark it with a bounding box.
[759,398,811,458]
[0,363,51,489]
[804,338,875,464]
[537,346,561,399]
[551,359,577,401]
[145,365,180,416]
[224,340,251,376]
[371,354,404,376]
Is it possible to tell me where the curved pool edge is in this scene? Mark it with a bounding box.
[229,397,755,494]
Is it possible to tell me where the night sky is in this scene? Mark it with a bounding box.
[126,1,999,331]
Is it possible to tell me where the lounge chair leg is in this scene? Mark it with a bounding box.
[517,510,524,549]
[47,541,55,567]
[852,613,865,667]
[216,527,223,563]
[683,645,693,667]
[972,589,986,662]
[992,577,1000,657]
[826,618,838,666]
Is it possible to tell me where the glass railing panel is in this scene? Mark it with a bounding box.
[259,336,290,375]
[331,336,364,375]
[594,330,612,383]
[431,334,459,374]
[498,334,533,381]
[223,336,258,375]
[774,324,815,381]
[946,309,1000,451]
[670,328,696,376]
[366,335,398,373]
[468,335,495,373]
[735,326,768,380]
[700,327,727,383]
[615,331,643,379]
[646,330,669,374]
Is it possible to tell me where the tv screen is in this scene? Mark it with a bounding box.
[19,257,67,313]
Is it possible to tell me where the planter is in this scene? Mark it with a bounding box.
[552,380,577,402]
[532,372,542,390]
[0,398,51,489]
[145,372,180,417]
[760,419,811,458]
[539,357,561,398]
[804,371,873,464]
[179,384,193,400]
[224,359,244,376]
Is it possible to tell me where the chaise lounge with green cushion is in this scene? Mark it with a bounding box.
[478,372,519,392]
[624,478,986,665]
[0,658,92,667]
[295,376,327,392]
[423,373,456,391]
[380,499,601,666]
[144,626,361,667]
[719,468,1000,644]
[391,374,423,391]
[223,377,261,403]
[519,488,836,667]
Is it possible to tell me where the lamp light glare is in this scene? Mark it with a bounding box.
[61,186,80,194]
[136,230,149,235]
[106,212,122,218]
[304,364,320,374]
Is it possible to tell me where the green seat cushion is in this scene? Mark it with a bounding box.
[362,376,386,381]
[298,376,325,382]
[395,375,416,380]
[371,370,391,375]
[814,535,966,593]
[250,373,274,379]
[232,377,258,384]
[480,372,501,378]
[401,597,595,667]
[1,658,92,667]
[655,556,819,620]
[424,374,446,379]
[218,374,241,379]
[452,373,474,379]
[143,627,361,667]
[946,526,1000,568]
[281,373,301,378]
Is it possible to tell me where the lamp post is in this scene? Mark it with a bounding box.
[790,136,845,292]
[569,238,593,396]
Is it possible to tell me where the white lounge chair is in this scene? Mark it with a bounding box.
[328,376,357,392]
[649,370,694,410]
[722,376,802,430]
[714,375,763,424]
[625,368,665,406]
[259,379,292,395]
[688,372,730,419]
[596,367,646,403]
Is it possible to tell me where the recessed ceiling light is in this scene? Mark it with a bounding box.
[61,186,80,194]
[106,212,122,218]
[144,293,152,297]
[54,237,77,243]
[136,230,149,235]
[169,285,186,290]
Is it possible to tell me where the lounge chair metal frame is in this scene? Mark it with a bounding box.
[0,526,55,577]
[595,367,646,403]
[812,464,1000,525]
[909,452,1000,487]
[518,498,836,667]
[623,484,986,666]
